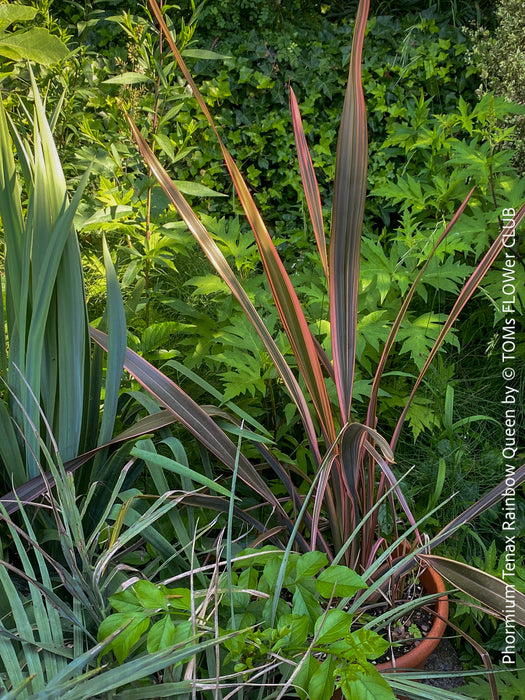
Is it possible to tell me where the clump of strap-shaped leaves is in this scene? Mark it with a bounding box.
[0,68,183,500]
[91,0,525,614]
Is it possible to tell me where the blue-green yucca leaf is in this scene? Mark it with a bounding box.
[33,76,90,467]
[13,166,91,477]
[0,389,25,486]
[0,98,24,254]
[50,633,239,700]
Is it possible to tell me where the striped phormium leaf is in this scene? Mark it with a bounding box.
[126,113,322,467]
[290,87,328,280]
[329,0,369,425]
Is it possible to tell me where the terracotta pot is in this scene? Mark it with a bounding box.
[331,563,449,700]
[376,564,449,673]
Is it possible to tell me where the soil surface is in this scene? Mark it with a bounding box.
[422,637,465,690]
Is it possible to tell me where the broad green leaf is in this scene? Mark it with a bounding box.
[293,653,321,700]
[109,589,144,614]
[103,72,151,85]
[339,665,395,700]
[132,581,168,612]
[314,609,353,644]
[98,614,150,664]
[173,180,225,197]
[349,627,390,659]
[0,28,68,65]
[295,551,329,581]
[307,656,337,700]
[292,581,323,623]
[275,613,309,650]
[0,5,37,28]
[163,587,192,611]
[181,48,230,60]
[147,615,176,653]
[234,546,284,568]
[316,565,367,599]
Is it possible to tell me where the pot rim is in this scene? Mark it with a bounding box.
[375,563,449,672]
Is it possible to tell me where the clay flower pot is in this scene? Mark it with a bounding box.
[331,563,449,700]
[376,564,449,673]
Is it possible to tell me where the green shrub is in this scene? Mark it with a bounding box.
[468,0,525,173]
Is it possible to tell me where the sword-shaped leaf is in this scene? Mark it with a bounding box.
[329,0,369,423]
[0,410,178,514]
[290,87,328,279]
[127,115,321,463]
[420,555,525,625]
[90,326,283,511]
[147,0,334,447]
